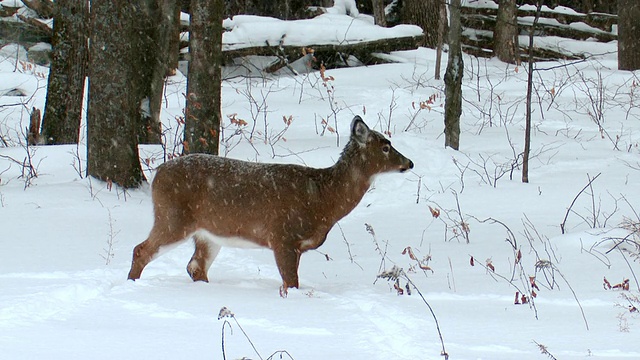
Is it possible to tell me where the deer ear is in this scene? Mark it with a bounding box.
[351,116,370,145]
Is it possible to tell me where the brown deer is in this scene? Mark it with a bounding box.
[127,116,413,292]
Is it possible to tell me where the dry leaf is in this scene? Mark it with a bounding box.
[486,259,495,272]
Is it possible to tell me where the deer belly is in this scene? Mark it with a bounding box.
[193,229,265,249]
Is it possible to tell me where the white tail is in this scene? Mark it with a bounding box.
[127,116,414,290]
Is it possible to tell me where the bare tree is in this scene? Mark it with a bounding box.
[444,0,463,150]
[494,0,520,64]
[523,1,543,183]
[87,1,144,188]
[184,0,224,155]
[41,0,88,144]
[618,0,640,71]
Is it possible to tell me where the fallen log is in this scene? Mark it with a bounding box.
[221,34,425,69]
[461,5,617,32]
[462,13,616,43]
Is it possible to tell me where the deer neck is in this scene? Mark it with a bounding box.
[320,150,373,223]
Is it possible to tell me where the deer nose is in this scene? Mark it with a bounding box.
[400,159,414,172]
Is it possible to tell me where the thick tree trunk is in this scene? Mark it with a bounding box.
[184,0,223,155]
[167,0,182,72]
[402,0,441,48]
[87,1,144,188]
[494,0,520,64]
[132,0,181,145]
[618,0,640,71]
[444,0,463,150]
[372,0,387,26]
[41,0,88,145]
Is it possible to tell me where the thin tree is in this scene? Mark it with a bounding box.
[522,1,543,183]
[434,0,447,79]
[494,0,520,64]
[41,0,88,144]
[184,0,224,155]
[87,1,144,188]
[618,0,640,71]
[444,0,463,150]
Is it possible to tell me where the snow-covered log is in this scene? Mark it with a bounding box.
[220,33,425,71]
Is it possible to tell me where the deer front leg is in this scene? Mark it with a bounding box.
[128,224,192,280]
[128,239,160,280]
[273,245,301,291]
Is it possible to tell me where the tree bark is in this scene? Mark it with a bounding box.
[402,0,441,48]
[131,0,181,145]
[444,0,463,150]
[434,0,447,79]
[41,0,88,145]
[184,0,223,155]
[494,0,520,64]
[372,0,387,27]
[618,0,640,71]
[87,1,144,188]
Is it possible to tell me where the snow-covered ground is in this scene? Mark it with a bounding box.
[1,11,640,360]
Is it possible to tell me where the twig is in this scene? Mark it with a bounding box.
[551,264,590,330]
[336,222,363,270]
[219,307,264,360]
[560,172,601,234]
[377,266,449,359]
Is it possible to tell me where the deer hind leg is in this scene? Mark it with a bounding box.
[186,233,221,282]
[273,245,301,290]
[127,224,191,280]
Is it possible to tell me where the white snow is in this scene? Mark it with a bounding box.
[222,14,422,50]
[1,12,639,360]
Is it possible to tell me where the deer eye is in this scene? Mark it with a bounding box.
[382,144,391,153]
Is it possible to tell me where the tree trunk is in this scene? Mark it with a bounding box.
[87,1,144,188]
[618,0,640,71]
[494,0,520,64]
[41,0,88,145]
[184,0,223,155]
[167,0,182,72]
[523,1,543,183]
[434,0,447,79]
[132,0,181,145]
[372,0,387,26]
[444,0,463,150]
[402,0,441,48]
